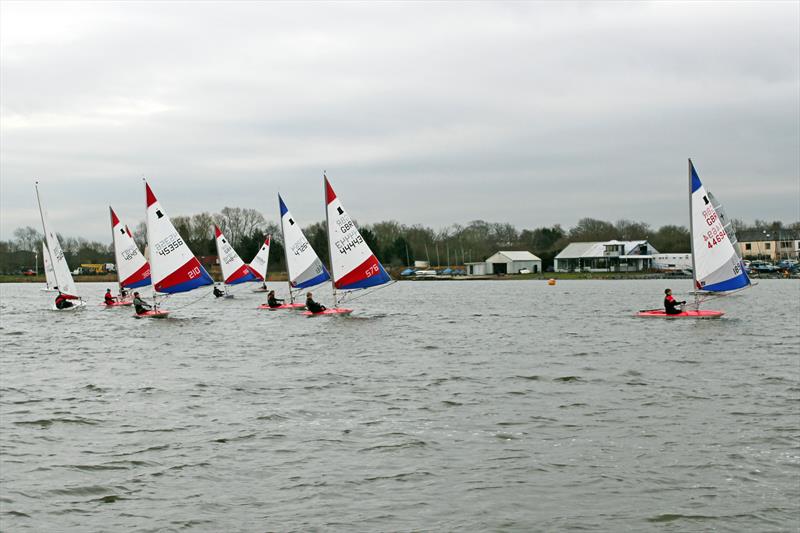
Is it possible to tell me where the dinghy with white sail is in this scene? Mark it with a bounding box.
[637,159,750,318]
[141,180,214,317]
[35,182,84,310]
[306,175,391,316]
[267,195,329,310]
[108,206,150,306]
[213,224,257,297]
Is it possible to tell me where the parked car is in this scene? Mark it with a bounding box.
[21,269,35,276]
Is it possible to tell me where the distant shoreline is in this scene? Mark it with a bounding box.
[2,272,794,284]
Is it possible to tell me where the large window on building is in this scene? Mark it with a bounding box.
[765,243,771,250]
[745,243,751,250]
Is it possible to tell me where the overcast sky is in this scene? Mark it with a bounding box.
[1,1,798,242]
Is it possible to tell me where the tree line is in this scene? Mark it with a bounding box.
[2,212,797,275]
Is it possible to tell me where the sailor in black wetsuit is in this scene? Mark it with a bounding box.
[133,291,152,315]
[305,292,326,313]
[267,290,284,308]
[213,285,225,298]
[664,288,686,315]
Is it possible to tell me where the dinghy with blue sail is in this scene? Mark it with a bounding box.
[305,174,391,316]
[141,180,213,317]
[108,206,150,306]
[213,224,257,297]
[637,159,750,318]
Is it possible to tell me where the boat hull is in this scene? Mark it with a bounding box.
[104,300,133,307]
[51,300,86,311]
[258,303,306,310]
[133,310,170,319]
[303,308,353,316]
[636,309,724,319]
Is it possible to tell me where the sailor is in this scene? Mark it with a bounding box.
[133,291,152,315]
[664,288,686,315]
[55,291,74,310]
[104,288,115,305]
[120,287,129,298]
[213,285,225,298]
[305,292,326,314]
[267,290,284,308]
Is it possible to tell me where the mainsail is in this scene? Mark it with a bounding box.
[214,225,258,285]
[42,241,57,291]
[689,160,751,292]
[35,183,79,299]
[279,195,330,291]
[110,207,151,290]
[324,175,390,292]
[247,235,271,281]
[146,181,213,294]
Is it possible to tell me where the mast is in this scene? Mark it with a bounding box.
[110,207,122,294]
[323,172,337,308]
[688,158,699,308]
[35,182,59,290]
[279,194,294,303]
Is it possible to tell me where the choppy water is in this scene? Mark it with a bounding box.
[1,279,798,532]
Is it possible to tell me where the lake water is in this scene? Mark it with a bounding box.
[1,279,798,532]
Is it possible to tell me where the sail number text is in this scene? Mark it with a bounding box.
[155,233,184,256]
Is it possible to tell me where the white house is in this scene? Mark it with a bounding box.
[651,253,692,271]
[467,251,542,275]
[554,240,659,272]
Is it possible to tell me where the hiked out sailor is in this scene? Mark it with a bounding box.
[305,292,326,314]
[267,290,284,309]
[133,291,152,315]
[213,285,225,298]
[664,288,686,315]
[55,291,74,310]
[104,288,115,305]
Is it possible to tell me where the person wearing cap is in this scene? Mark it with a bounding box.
[132,291,151,315]
[664,288,686,315]
[305,292,326,314]
[104,288,115,305]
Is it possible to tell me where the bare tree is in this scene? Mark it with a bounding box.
[12,226,43,252]
[216,207,266,249]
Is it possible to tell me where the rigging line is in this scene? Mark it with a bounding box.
[337,280,398,304]
[162,288,215,311]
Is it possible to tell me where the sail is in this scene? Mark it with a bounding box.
[279,195,330,288]
[706,191,742,259]
[214,225,257,285]
[42,241,57,291]
[689,161,750,292]
[110,207,151,289]
[324,176,390,290]
[145,181,213,294]
[35,184,79,299]
[247,235,271,281]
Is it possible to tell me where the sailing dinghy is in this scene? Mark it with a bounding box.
[140,180,214,318]
[637,159,750,318]
[35,182,84,310]
[41,241,58,292]
[108,206,151,306]
[213,224,258,297]
[262,195,329,310]
[249,235,271,292]
[304,175,391,316]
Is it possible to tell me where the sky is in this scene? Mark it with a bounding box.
[1,1,798,242]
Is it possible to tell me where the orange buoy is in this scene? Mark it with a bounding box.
[548,278,556,285]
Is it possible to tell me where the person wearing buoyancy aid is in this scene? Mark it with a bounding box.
[213,285,225,298]
[267,290,284,308]
[132,292,151,315]
[664,288,686,315]
[104,288,115,305]
[55,291,73,310]
[305,292,326,314]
